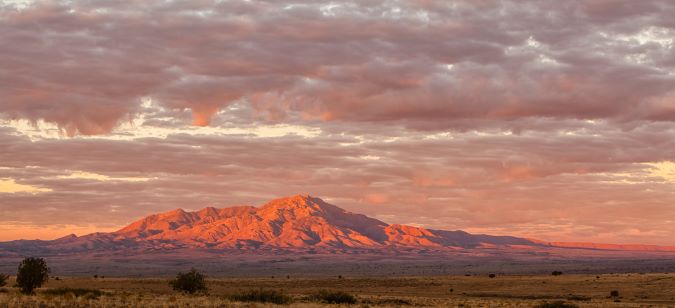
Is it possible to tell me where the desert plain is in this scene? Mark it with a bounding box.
[3,272,675,307]
[3,255,675,307]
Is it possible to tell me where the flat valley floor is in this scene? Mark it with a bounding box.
[2,273,675,307]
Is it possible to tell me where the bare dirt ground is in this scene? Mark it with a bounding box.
[2,273,675,307]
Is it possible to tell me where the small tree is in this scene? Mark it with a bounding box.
[169,268,207,294]
[0,273,8,287]
[16,257,50,294]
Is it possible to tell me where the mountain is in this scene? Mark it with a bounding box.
[2,195,675,257]
[113,195,537,250]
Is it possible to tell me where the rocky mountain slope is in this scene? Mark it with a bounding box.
[2,195,674,256]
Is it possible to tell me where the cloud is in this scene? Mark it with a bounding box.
[1,118,675,244]
[1,0,675,245]
[57,171,152,182]
[1,0,674,134]
[648,161,675,183]
[0,177,51,194]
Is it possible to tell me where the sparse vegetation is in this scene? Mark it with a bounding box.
[0,273,668,307]
[0,273,8,287]
[488,273,496,278]
[534,301,579,308]
[169,268,208,294]
[551,271,563,276]
[610,290,619,297]
[362,297,412,306]
[227,289,292,304]
[310,290,358,304]
[566,295,590,301]
[42,287,107,299]
[15,257,50,294]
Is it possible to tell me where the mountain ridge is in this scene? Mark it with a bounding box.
[2,195,675,257]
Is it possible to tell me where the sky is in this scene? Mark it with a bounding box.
[1,0,675,244]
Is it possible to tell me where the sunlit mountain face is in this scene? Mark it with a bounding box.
[1,0,675,246]
[2,195,675,259]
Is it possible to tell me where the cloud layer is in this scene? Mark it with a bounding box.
[1,0,674,133]
[1,0,675,244]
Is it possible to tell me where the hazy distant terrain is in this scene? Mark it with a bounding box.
[3,250,675,278]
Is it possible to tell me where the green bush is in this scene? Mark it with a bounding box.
[0,273,8,287]
[169,268,207,294]
[534,301,579,308]
[42,288,106,299]
[310,290,358,304]
[15,257,50,294]
[228,289,292,304]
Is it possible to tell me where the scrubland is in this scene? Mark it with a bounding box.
[2,273,675,307]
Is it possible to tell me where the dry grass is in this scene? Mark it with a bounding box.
[1,273,675,307]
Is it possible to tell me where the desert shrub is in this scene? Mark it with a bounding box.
[610,290,619,297]
[488,274,496,278]
[169,268,207,294]
[362,297,411,306]
[552,271,563,276]
[228,289,292,304]
[566,295,590,301]
[42,287,106,299]
[310,290,358,304]
[0,273,8,287]
[15,257,50,294]
[534,301,579,308]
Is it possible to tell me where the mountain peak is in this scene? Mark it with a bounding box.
[261,194,330,212]
[197,206,219,217]
[162,208,187,217]
[5,195,675,255]
[281,194,323,205]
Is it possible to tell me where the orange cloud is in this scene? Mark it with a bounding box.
[364,193,390,205]
[191,106,220,127]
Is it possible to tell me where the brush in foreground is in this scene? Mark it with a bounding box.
[534,301,579,308]
[0,273,8,287]
[227,289,293,304]
[42,287,107,299]
[309,290,358,304]
[15,257,50,295]
[169,268,208,294]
